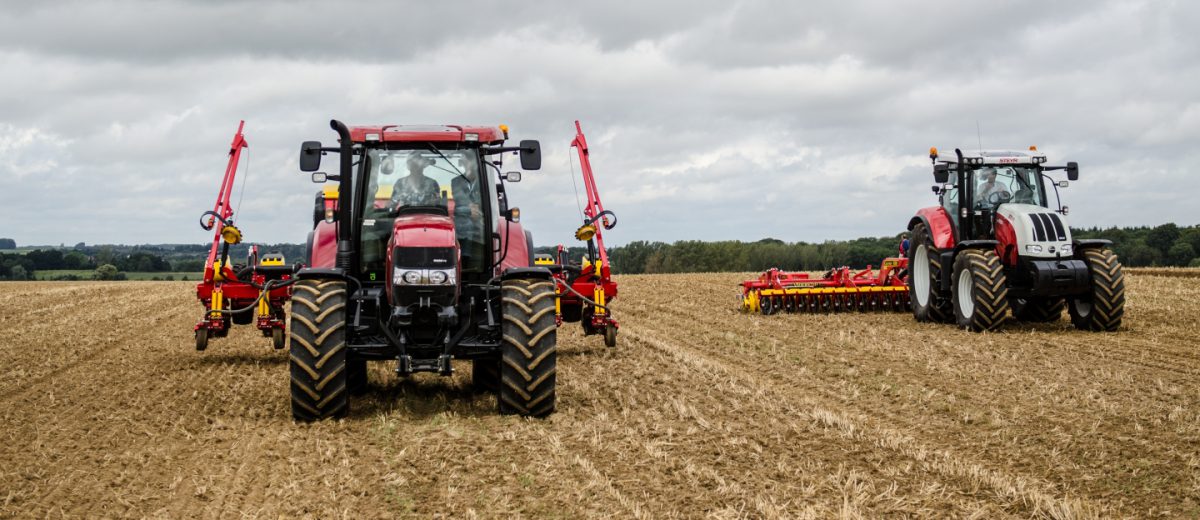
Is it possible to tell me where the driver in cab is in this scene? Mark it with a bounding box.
[390,152,442,210]
[977,169,1010,204]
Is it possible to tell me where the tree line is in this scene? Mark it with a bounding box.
[2,222,1197,280]
[0,241,306,281]
[602,223,1200,275]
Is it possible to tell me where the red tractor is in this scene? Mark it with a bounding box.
[907,147,1125,332]
[293,120,553,421]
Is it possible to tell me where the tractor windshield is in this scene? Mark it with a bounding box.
[359,147,487,277]
[971,166,1045,210]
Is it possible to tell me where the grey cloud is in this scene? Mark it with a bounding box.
[1,0,1197,248]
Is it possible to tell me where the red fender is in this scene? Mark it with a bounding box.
[911,206,956,250]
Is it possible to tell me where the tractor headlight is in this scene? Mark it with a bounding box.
[1025,245,1043,253]
[1060,244,1072,255]
[393,268,455,286]
[396,269,422,285]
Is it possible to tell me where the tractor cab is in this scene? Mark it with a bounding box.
[931,148,1072,244]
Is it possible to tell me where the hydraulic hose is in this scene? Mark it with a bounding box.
[207,278,297,315]
[554,277,611,313]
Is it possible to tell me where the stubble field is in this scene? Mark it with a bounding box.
[1,272,1198,518]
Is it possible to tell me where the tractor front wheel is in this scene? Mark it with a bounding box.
[288,279,349,422]
[951,249,1010,332]
[1069,248,1125,332]
[499,278,557,417]
[909,223,953,323]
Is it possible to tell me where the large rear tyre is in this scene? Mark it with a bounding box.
[908,223,953,323]
[288,279,349,422]
[499,278,557,417]
[1069,248,1125,332]
[951,249,1010,332]
[1012,297,1065,323]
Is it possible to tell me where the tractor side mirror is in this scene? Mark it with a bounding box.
[504,171,522,183]
[519,140,541,170]
[933,163,950,184]
[931,185,940,194]
[300,141,322,172]
[1066,162,1079,181]
[506,207,521,223]
[311,172,327,183]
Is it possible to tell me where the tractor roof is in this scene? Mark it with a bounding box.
[348,125,507,145]
[932,148,1049,166]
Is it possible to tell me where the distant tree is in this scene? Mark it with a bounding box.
[9,265,28,280]
[63,251,89,270]
[1146,223,1181,256]
[26,249,65,270]
[1181,228,1200,254]
[74,242,86,249]
[94,264,120,281]
[1168,240,1196,267]
[1123,241,1161,267]
[0,238,14,250]
[96,246,115,266]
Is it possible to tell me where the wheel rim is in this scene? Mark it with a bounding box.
[913,245,930,307]
[957,267,975,318]
[1072,297,1092,318]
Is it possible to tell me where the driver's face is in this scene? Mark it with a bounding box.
[987,173,997,182]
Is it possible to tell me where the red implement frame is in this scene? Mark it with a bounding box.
[193,121,291,350]
[740,257,910,314]
[554,120,619,346]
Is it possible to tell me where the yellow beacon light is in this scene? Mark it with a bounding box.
[1029,145,1038,151]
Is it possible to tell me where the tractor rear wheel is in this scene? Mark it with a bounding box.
[909,223,953,323]
[472,358,500,393]
[288,279,349,422]
[951,249,1010,332]
[1069,248,1125,332]
[1012,297,1065,323]
[498,278,557,417]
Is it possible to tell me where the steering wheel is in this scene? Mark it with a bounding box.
[986,190,1012,205]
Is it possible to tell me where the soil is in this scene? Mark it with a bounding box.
[1,274,1197,518]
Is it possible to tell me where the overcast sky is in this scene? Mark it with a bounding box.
[2,0,1198,248]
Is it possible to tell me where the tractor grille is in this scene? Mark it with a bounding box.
[393,247,456,269]
[1028,213,1067,242]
